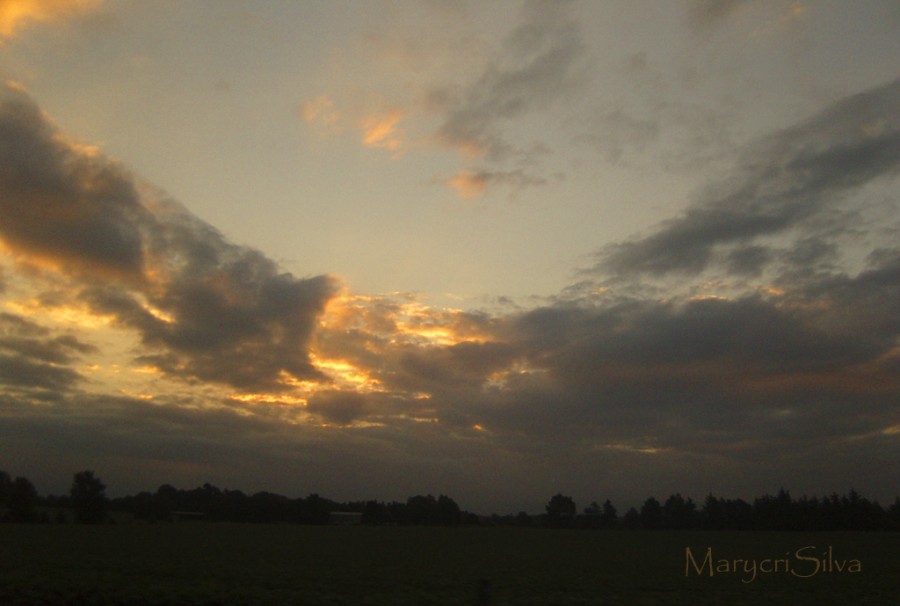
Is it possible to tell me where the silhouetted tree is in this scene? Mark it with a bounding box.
[435,494,461,525]
[247,491,286,522]
[0,470,11,509]
[639,497,663,530]
[663,493,697,529]
[70,470,108,524]
[514,511,533,527]
[9,476,38,522]
[581,500,602,528]
[362,500,390,525]
[622,507,640,530]
[754,488,795,530]
[545,493,576,527]
[298,493,333,525]
[406,494,437,524]
[151,484,179,521]
[600,499,618,528]
[888,498,900,531]
[701,494,723,529]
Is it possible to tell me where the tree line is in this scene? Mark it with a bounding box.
[2,470,898,530]
[538,490,900,531]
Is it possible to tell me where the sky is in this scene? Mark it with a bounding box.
[0,0,897,514]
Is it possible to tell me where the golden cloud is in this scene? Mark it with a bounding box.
[299,95,339,134]
[360,109,405,151]
[0,0,100,40]
[445,170,487,199]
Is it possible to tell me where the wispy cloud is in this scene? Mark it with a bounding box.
[444,168,546,199]
[300,0,587,199]
[299,95,339,135]
[591,78,900,280]
[430,0,584,162]
[425,0,585,196]
[360,109,405,151]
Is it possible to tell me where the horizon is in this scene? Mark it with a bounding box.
[9,467,898,519]
[1,1,898,516]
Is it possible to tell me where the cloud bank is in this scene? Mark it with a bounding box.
[1,74,898,511]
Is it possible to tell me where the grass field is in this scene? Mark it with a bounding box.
[1,523,897,605]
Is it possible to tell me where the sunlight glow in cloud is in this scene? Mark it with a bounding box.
[1,2,898,512]
[445,170,487,199]
[360,109,405,151]
[4,299,113,330]
[310,353,383,393]
[0,0,100,40]
[299,95,339,135]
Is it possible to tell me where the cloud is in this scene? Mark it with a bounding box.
[283,79,900,505]
[0,0,100,40]
[592,78,900,279]
[360,109,405,151]
[574,109,661,166]
[3,74,898,511]
[0,311,93,394]
[301,0,587,199]
[0,82,338,391]
[444,168,546,199]
[299,95,339,135]
[432,0,583,158]
[306,390,369,426]
[0,84,148,281]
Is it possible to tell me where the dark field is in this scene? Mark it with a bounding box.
[1,524,897,605]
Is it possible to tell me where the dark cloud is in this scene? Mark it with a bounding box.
[0,85,147,281]
[0,354,83,392]
[306,391,369,425]
[793,246,900,341]
[593,78,900,279]
[0,312,92,393]
[393,340,518,393]
[0,83,337,391]
[525,296,889,383]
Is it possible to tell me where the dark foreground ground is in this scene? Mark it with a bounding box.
[1,523,897,605]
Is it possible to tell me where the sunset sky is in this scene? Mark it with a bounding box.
[0,0,897,514]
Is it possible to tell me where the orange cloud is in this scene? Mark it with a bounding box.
[443,168,546,199]
[360,109,404,151]
[299,95,339,133]
[0,0,100,40]
[445,170,487,199]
